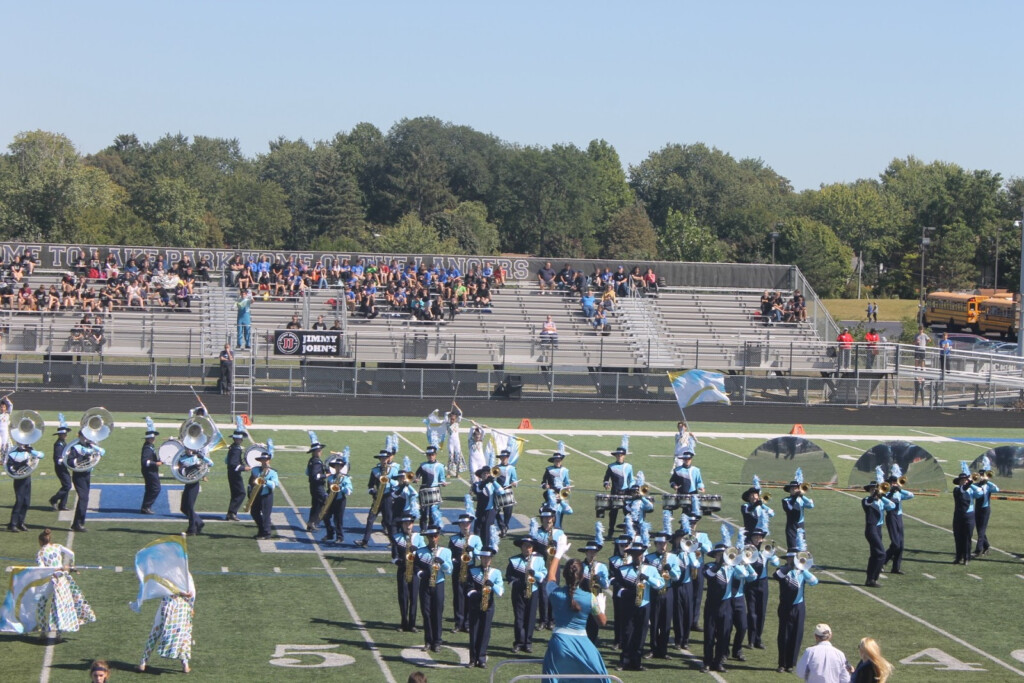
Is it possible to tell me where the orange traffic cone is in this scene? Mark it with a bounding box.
[789,424,805,435]
[241,413,253,426]
[518,418,533,429]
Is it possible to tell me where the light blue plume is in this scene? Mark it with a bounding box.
[529,518,539,538]
[145,416,155,432]
[308,430,318,446]
[679,512,692,534]
[392,432,400,454]
[341,446,350,464]
[721,523,731,548]
[752,474,761,490]
[960,460,970,475]
[594,521,604,547]
[403,456,411,472]
[980,456,992,471]
[464,494,474,517]
[636,470,646,488]
[235,415,245,432]
[624,514,636,539]
[889,463,903,479]
[428,430,441,447]
[662,509,673,535]
[797,528,807,552]
[735,525,744,549]
[556,440,565,455]
[794,467,804,484]
[488,446,495,468]
[620,434,629,452]
[640,521,651,547]
[489,524,500,552]
[267,438,275,455]
[58,413,68,429]
[385,434,394,452]
[874,466,885,484]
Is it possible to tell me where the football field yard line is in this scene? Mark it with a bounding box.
[695,440,748,460]
[822,570,1024,677]
[275,483,397,683]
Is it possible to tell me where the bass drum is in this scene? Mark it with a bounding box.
[158,438,186,465]
[244,443,270,469]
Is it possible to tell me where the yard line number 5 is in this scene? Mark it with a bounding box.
[269,644,356,668]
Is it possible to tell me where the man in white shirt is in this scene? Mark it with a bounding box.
[795,623,853,683]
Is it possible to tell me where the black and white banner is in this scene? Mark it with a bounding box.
[273,330,342,357]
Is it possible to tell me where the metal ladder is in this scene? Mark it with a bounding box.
[230,342,254,421]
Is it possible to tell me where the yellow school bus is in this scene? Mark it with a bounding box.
[978,295,1020,340]
[923,291,989,333]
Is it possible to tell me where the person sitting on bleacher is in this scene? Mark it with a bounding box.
[537,261,556,294]
[175,281,192,310]
[89,316,106,352]
[540,315,559,347]
[629,266,645,295]
[197,256,211,282]
[581,289,597,320]
[555,263,574,292]
[592,308,609,334]
[81,287,97,313]
[67,321,86,351]
[794,291,807,322]
[127,281,146,309]
[358,291,378,320]
[474,281,492,308]
[17,283,36,311]
[612,266,630,297]
[46,285,62,312]
[600,284,617,312]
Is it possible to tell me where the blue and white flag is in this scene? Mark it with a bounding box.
[0,566,59,633]
[129,536,194,613]
[425,410,447,447]
[488,429,525,466]
[668,369,730,410]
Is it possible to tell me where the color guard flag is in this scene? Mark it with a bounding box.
[129,536,193,613]
[668,369,730,410]
[0,566,59,633]
[488,429,525,466]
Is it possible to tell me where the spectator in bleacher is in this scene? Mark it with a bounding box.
[175,281,191,310]
[90,316,106,352]
[580,289,597,320]
[837,328,854,369]
[127,281,146,309]
[99,283,116,314]
[600,283,617,312]
[643,267,658,294]
[537,261,556,294]
[555,263,574,292]
[81,287,97,313]
[286,314,302,330]
[18,283,36,311]
[495,263,507,288]
[760,291,772,322]
[227,255,244,285]
[196,256,211,282]
[592,308,608,333]
[312,314,327,330]
[454,278,469,306]
[474,281,492,308]
[611,265,629,297]
[794,292,807,322]
[358,292,379,320]
[33,284,48,311]
[330,318,342,331]
[67,320,86,351]
[46,285,61,312]
[236,289,253,349]
[236,266,254,292]
[540,315,559,347]
[628,266,645,295]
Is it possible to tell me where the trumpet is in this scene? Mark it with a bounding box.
[799,483,811,494]
[761,492,772,502]
[558,488,571,501]
[639,484,650,497]
[405,549,416,584]
[402,471,415,484]
[490,466,502,478]
[896,476,909,487]
[370,474,390,516]
[761,538,778,558]
[980,470,994,479]
[243,473,266,514]
[878,482,891,494]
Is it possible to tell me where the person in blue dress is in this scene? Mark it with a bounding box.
[542,544,610,682]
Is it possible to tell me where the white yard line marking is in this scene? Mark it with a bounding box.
[1016,574,1024,581]
[697,441,748,460]
[221,566,229,573]
[276,482,396,683]
[114,566,123,573]
[377,567,386,574]
[923,573,936,579]
[967,573,983,580]
[273,567,281,573]
[823,570,1024,677]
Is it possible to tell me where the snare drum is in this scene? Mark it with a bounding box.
[594,493,626,518]
[496,487,516,509]
[662,493,723,515]
[419,486,442,508]
[697,494,723,514]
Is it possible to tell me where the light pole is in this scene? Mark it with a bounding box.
[770,223,782,264]
[918,226,936,324]
[1016,216,1023,358]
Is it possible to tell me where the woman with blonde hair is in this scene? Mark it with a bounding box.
[36,528,96,643]
[853,637,892,683]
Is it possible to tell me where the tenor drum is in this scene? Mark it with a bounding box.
[662,493,722,514]
[594,493,626,518]
[419,486,442,508]
[495,487,516,509]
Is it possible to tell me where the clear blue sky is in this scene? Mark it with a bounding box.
[3,0,1022,191]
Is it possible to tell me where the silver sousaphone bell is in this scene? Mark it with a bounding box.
[67,407,113,473]
[4,410,45,479]
[172,416,218,483]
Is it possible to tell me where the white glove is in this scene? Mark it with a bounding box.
[555,534,569,559]
[591,592,607,616]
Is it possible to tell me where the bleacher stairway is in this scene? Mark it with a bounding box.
[615,296,677,368]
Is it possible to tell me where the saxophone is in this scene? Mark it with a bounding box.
[589,561,600,595]
[659,552,670,594]
[370,473,390,516]
[635,566,647,607]
[525,569,536,599]
[243,468,267,514]
[481,577,492,611]
[405,545,416,584]
[316,476,341,523]
[429,547,441,588]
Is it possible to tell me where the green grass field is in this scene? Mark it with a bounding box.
[822,298,920,323]
[5,413,1024,682]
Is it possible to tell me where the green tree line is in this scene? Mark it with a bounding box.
[1,118,1022,298]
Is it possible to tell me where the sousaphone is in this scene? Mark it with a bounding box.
[68,407,113,473]
[4,410,45,479]
[172,416,217,483]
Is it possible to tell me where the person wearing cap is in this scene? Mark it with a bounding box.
[972,461,999,559]
[449,506,483,633]
[541,450,572,529]
[608,532,632,649]
[613,535,664,671]
[416,445,447,530]
[862,481,896,587]
[669,450,704,521]
[741,485,774,538]
[224,425,250,521]
[496,449,519,536]
[392,515,424,632]
[774,546,819,673]
[535,508,566,630]
[580,534,610,646]
[48,416,73,512]
[782,479,815,550]
[6,435,44,532]
[466,544,504,668]
[603,447,634,532]
[66,428,103,532]
[700,540,754,673]
[688,515,713,633]
[415,527,453,653]
[179,445,214,536]
[795,623,854,683]
[645,531,681,659]
[744,528,779,651]
[139,419,162,515]
[356,450,400,547]
[249,450,278,540]
[472,467,503,539]
[951,470,986,565]
[322,455,353,544]
[505,535,547,652]
[305,438,327,533]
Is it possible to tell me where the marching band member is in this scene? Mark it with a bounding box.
[973,456,999,558]
[66,427,104,532]
[0,396,12,455]
[614,522,664,671]
[542,554,610,681]
[322,451,352,544]
[449,497,482,634]
[415,444,447,530]
[179,446,213,536]
[863,467,896,587]
[608,526,633,650]
[952,461,985,565]
[356,445,400,547]
[673,420,697,469]
[415,526,453,653]
[506,529,547,653]
[224,419,250,521]
[602,437,634,532]
[624,472,654,525]
[775,530,818,673]
[728,530,757,663]
[669,449,704,526]
[249,444,278,540]
[394,457,420,531]
[48,415,72,511]
[535,507,565,630]
[36,528,96,643]
[741,475,774,537]
[670,514,698,651]
[700,525,753,674]
[6,437,44,532]
[580,522,610,646]
[782,468,815,549]
[139,417,161,515]
[883,463,913,574]
[392,514,424,632]
[496,448,518,535]
[473,466,504,538]
[305,432,327,533]
[467,424,486,476]
[744,527,778,651]
[541,444,572,529]
[688,513,713,633]
[137,573,196,673]
[645,514,681,660]
[465,526,504,668]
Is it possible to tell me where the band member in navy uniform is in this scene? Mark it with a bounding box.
[496,449,518,535]
[224,419,249,521]
[465,527,504,668]
[883,463,913,573]
[416,526,453,653]
[506,532,547,653]
[688,513,713,632]
[613,523,664,672]
[6,439,44,532]
[603,437,634,532]
[580,522,610,646]
[66,429,104,532]
[415,445,447,530]
[775,530,817,673]
[863,469,895,587]
[449,497,482,633]
[541,446,571,529]
[392,514,424,632]
[744,527,778,650]
[608,529,632,649]
[669,449,704,498]
[535,507,565,630]
[139,417,162,514]
[972,456,999,558]
[356,448,399,547]
[322,451,352,544]
[741,475,774,538]
[305,431,327,532]
[645,517,681,660]
[701,526,754,674]
[48,415,72,511]
[250,445,279,540]
[952,462,985,565]
[781,468,815,550]
[728,533,757,663]
[670,515,698,650]
[179,447,213,536]
[393,457,419,535]
[472,466,502,539]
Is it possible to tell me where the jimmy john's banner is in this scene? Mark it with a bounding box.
[273,330,342,357]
